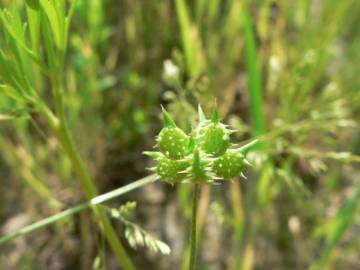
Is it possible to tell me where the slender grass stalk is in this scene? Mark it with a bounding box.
[56,125,135,270]
[189,184,201,270]
[231,3,267,269]
[0,174,158,245]
[180,186,210,270]
[195,0,206,26]
[41,77,136,269]
[0,201,87,245]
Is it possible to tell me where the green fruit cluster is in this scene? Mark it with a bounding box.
[144,105,257,184]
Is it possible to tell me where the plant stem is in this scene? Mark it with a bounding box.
[56,121,135,270]
[46,77,136,269]
[189,184,201,270]
[0,174,158,245]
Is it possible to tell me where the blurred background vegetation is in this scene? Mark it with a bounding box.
[0,0,360,269]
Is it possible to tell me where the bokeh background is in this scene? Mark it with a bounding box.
[1,0,360,269]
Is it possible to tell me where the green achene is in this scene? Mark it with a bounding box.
[145,105,258,183]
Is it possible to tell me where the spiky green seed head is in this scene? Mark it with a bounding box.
[145,152,188,183]
[213,150,245,179]
[197,106,231,156]
[183,148,215,183]
[156,106,189,159]
[157,127,189,160]
[198,123,231,157]
[155,157,188,183]
[145,105,258,184]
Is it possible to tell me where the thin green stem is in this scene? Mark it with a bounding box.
[55,121,135,270]
[189,184,201,270]
[0,201,87,245]
[46,75,136,269]
[237,4,266,269]
[0,174,158,245]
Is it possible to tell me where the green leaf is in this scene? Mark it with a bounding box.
[243,2,265,136]
[41,9,57,73]
[26,2,41,57]
[0,50,28,97]
[40,0,64,51]
[0,84,26,102]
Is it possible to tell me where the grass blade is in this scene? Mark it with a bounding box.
[175,0,205,77]
[242,1,265,136]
